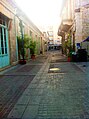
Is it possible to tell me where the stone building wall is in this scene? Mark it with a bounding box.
[58,0,89,52]
[0,0,47,69]
[9,14,17,63]
[82,7,89,40]
[0,0,18,66]
[74,0,89,41]
[75,11,83,44]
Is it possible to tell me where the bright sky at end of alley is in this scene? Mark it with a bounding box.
[15,0,63,29]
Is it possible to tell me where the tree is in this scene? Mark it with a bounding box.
[29,39,36,55]
[17,34,31,59]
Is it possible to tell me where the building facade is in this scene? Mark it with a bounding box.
[58,0,89,55]
[0,0,47,70]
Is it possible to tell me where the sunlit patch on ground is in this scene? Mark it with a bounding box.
[48,67,62,73]
[49,68,61,71]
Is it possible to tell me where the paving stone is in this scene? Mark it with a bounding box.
[8,105,26,118]
[22,88,34,94]
[16,95,30,105]
[22,105,39,119]
[27,83,38,89]
[28,96,41,105]
[1,51,89,119]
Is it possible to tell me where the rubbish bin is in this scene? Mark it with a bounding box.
[77,49,87,62]
[72,54,77,62]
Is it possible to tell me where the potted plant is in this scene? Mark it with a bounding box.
[67,49,74,62]
[17,34,30,64]
[29,40,36,59]
[68,52,72,62]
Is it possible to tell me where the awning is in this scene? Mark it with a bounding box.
[83,36,89,42]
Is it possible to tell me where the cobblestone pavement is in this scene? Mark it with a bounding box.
[1,51,89,119]
[74,62,89,73]
[0,54,48,118]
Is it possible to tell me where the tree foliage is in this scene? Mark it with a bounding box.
[17,34,36,58]
[29,40,36,55]
[17,34,31,58]
[64,34,73,52]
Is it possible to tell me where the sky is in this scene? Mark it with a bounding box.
[15,0,64,31]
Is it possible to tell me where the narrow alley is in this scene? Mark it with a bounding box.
[1,0,89,118]
[0,51,89,119]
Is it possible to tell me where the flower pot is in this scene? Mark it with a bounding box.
[31,55,35,60]
[68,57,71,62]
[19,60,26,64]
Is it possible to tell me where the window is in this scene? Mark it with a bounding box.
[0,14,8,55]
[30,30,32,37]
[0,14,7,26]
[35,35,37,40]
[0,27,8,55]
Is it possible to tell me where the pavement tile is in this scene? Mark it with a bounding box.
[16,95,30,105]
[8,105,26,118]
[31,79,40,84]
[29,96,42,105]
[22,88,36,96]
[1,51,89,119]
[37,83,46,89]
[22,105,39,119]
[31,89,44,96]
[27,83,38,89]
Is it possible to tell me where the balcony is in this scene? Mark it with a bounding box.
[58,19,73,35]
[58,29,64,36]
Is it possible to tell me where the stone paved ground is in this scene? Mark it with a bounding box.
[1,51,89,119]
[0,54,48,118]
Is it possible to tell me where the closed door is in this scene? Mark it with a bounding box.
[0,25,9,68]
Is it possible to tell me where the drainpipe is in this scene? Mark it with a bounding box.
[73,32,75,51]
[19,20,24,61]
[62,34,65,54]
[14,12,18,61]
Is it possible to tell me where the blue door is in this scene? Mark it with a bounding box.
[0,25,9,68]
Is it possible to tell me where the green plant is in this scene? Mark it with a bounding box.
[29,40,36,55]
[64,33,74,55]
[17,34,31,59]
[68,51,72,57]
